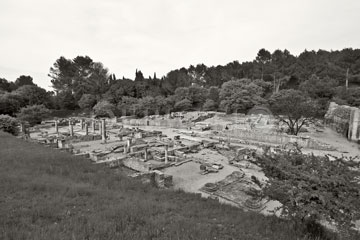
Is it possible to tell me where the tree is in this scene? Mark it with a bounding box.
[219,78,266,113]
[14,75,35,87]
[0,114,20,135]
[269,89,321,135]
[257,150,360,234]
[78,94,97,109]
[93,100,116,118]
[256,48,271,80]
[174,99,192,111]
[207,86,220,104]
[203,99,217,111]
[13,85,51,107]
[0,93,25,116]
[17,105,50,126]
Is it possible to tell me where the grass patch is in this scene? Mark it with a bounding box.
[0,131,338,239]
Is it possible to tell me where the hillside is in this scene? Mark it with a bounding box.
[0,131,338,240]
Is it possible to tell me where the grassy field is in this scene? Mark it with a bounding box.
[0,131,338,240]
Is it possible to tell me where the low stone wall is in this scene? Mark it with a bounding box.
[123,158,152,172]
[325,102,360,142]
[217,129,334,150]
[122,118,190,129]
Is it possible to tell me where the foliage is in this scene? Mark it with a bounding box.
[256,150,360,235]
[0,114,19,135]
[14,75,35,87]
[93,100,116,118]
[219,78,266,113]
[174,99,192,111]
[203,99,217,111]
[78,94,97,109]
[0,93,24,116]
[17,105,50,126]
[13,85,52,107]
[269,89,321,135]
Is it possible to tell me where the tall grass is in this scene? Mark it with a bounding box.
[0,131,339,240]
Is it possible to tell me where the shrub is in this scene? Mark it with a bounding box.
[174,99,192,111]
[203,99,217,111]
[93,100,116,118]
[0,114,19,135]
[17,105,50,126]
[78,94,97,109]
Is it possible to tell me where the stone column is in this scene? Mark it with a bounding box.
[101,119,106,143]
[92,121,96,133]
[98,121,102,135]
[144,148,148,161]
[80,119,84,130]
[20,122,25,134]
[85,122,88,135]
[349,108,360,141]
[127,138,132,148]
[69,121,74,137]
[124,145,128,154]
[164,145,168,164]
[55,120,58,134]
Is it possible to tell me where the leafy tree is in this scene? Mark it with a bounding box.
[48,56,76,93]
[207,86,220,104]
[78,94,97,109]
[0,78,16,92]
[256,48,271,80]
[54,91,78,110]
[0,93,24,116]
[219,78,266,113]
[13,85,51,107]
[174,99,192,111]
[269,89,321,135]
[257,150,360,234]
[93,100,116,118]
[203,99,217,111]
[0,114,20,135]
[17,105,50,126]
[14,75,35,87]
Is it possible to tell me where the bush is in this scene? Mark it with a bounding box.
[93,100,116,118]
[0,114,19,135]
[17,105,50,126]
[203,99,217,111]
[78,94,97,109]
[174,99,192,111]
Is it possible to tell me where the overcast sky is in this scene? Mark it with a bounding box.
[1,0,360,90]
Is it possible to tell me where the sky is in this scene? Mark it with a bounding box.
[1,0,360,90]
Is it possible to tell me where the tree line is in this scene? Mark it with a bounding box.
[0,48,360,128]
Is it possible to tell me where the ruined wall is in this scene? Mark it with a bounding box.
[325,102,360,142]
[218,129,333,150]
[123,158,152,172]
[122,118,189,129]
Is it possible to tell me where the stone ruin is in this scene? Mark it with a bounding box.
[325,102,360,143]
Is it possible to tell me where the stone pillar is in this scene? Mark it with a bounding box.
[85,122,88,135]
[80,119,84,130]
[101,119,106,143]
[144,148,148,161]
[127,138,132,148]
[92,121,96,133]
[20,122,25,134]
[69,121,74,137]
[349,108,360,141]
[55,120,58,134]
[124,145,128,154]
[98,121,102,135]
[164,145,168,164]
